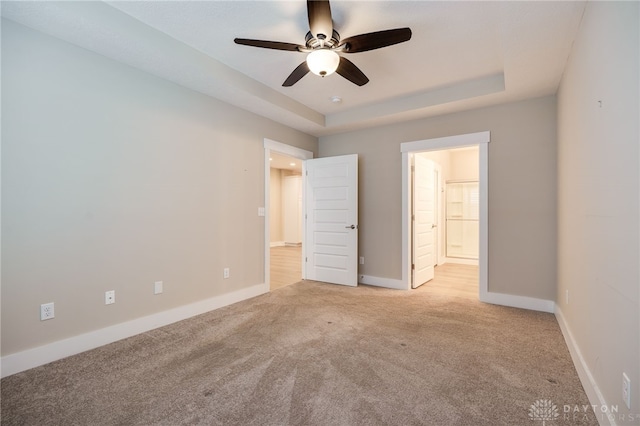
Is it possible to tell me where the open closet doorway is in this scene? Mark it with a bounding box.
[264,139,313,290]
[410,147,480,295]
[401,131,489,300]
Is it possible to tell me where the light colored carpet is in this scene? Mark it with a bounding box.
[1,279,597,425]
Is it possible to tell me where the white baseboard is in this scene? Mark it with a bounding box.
[479,291,555,313]
[1,282,269,378]
[445,257,479,266]
[555,305,615,426]
[358,274,556,312]
[359,274,407,290]
[270,241,285,247]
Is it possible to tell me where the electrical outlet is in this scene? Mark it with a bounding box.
[40,302,55,321]
[105,290,115,305]
[623,372,631,409]
[359,256,365,265]
[154,281,163,295]
[223,268,230,279]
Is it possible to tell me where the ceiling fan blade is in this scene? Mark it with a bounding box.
[307,0,333,40]
[336,56,369,86]
[340,28,412,53]
[283,62,310,87]
[234,38,302,52]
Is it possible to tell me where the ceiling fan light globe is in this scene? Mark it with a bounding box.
[306,49,339,77]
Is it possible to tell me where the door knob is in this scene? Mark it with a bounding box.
[345,224,357,229]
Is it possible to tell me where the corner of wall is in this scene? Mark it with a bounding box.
[479,292,555,313]
[555,304,617,426]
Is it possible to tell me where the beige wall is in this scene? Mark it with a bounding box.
[1,20,317,356]
[450,148,479,181]
[269,168,283,243]
[269,168,302,244]
[319,96,557,300]
[557,1,639,416]
[420,148,479,187]
[420,150,451,183]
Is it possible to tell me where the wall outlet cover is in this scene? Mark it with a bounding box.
[40,302,55,321]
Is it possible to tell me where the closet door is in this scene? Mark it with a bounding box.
[412,155,436,288]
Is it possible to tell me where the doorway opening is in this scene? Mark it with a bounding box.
[401,131,490,300]
[263,139,313,291]
[264,139,360,290]
[410,147,480,294]
[269,152,303,290]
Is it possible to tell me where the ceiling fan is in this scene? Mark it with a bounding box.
[234,0,412,87]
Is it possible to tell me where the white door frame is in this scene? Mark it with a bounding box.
[263,139,313,289]
[434,163,444,266]
[401,131,490,299]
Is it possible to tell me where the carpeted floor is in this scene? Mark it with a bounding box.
[1,279,597,425]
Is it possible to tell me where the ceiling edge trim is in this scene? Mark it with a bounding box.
[326,74,505,128]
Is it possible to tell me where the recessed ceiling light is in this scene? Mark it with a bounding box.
[290,162,296,166]
[269,157,273,161]
[330,96,342,104]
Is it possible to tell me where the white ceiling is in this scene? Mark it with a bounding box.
[1,1,586,137]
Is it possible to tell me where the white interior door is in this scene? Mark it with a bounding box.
[304,154,358,286]
[412,155,435,288]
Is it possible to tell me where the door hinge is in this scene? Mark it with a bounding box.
[412,263,415,270]
[305,257,308,262]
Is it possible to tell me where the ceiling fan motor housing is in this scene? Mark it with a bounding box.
[305,30,341,50]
